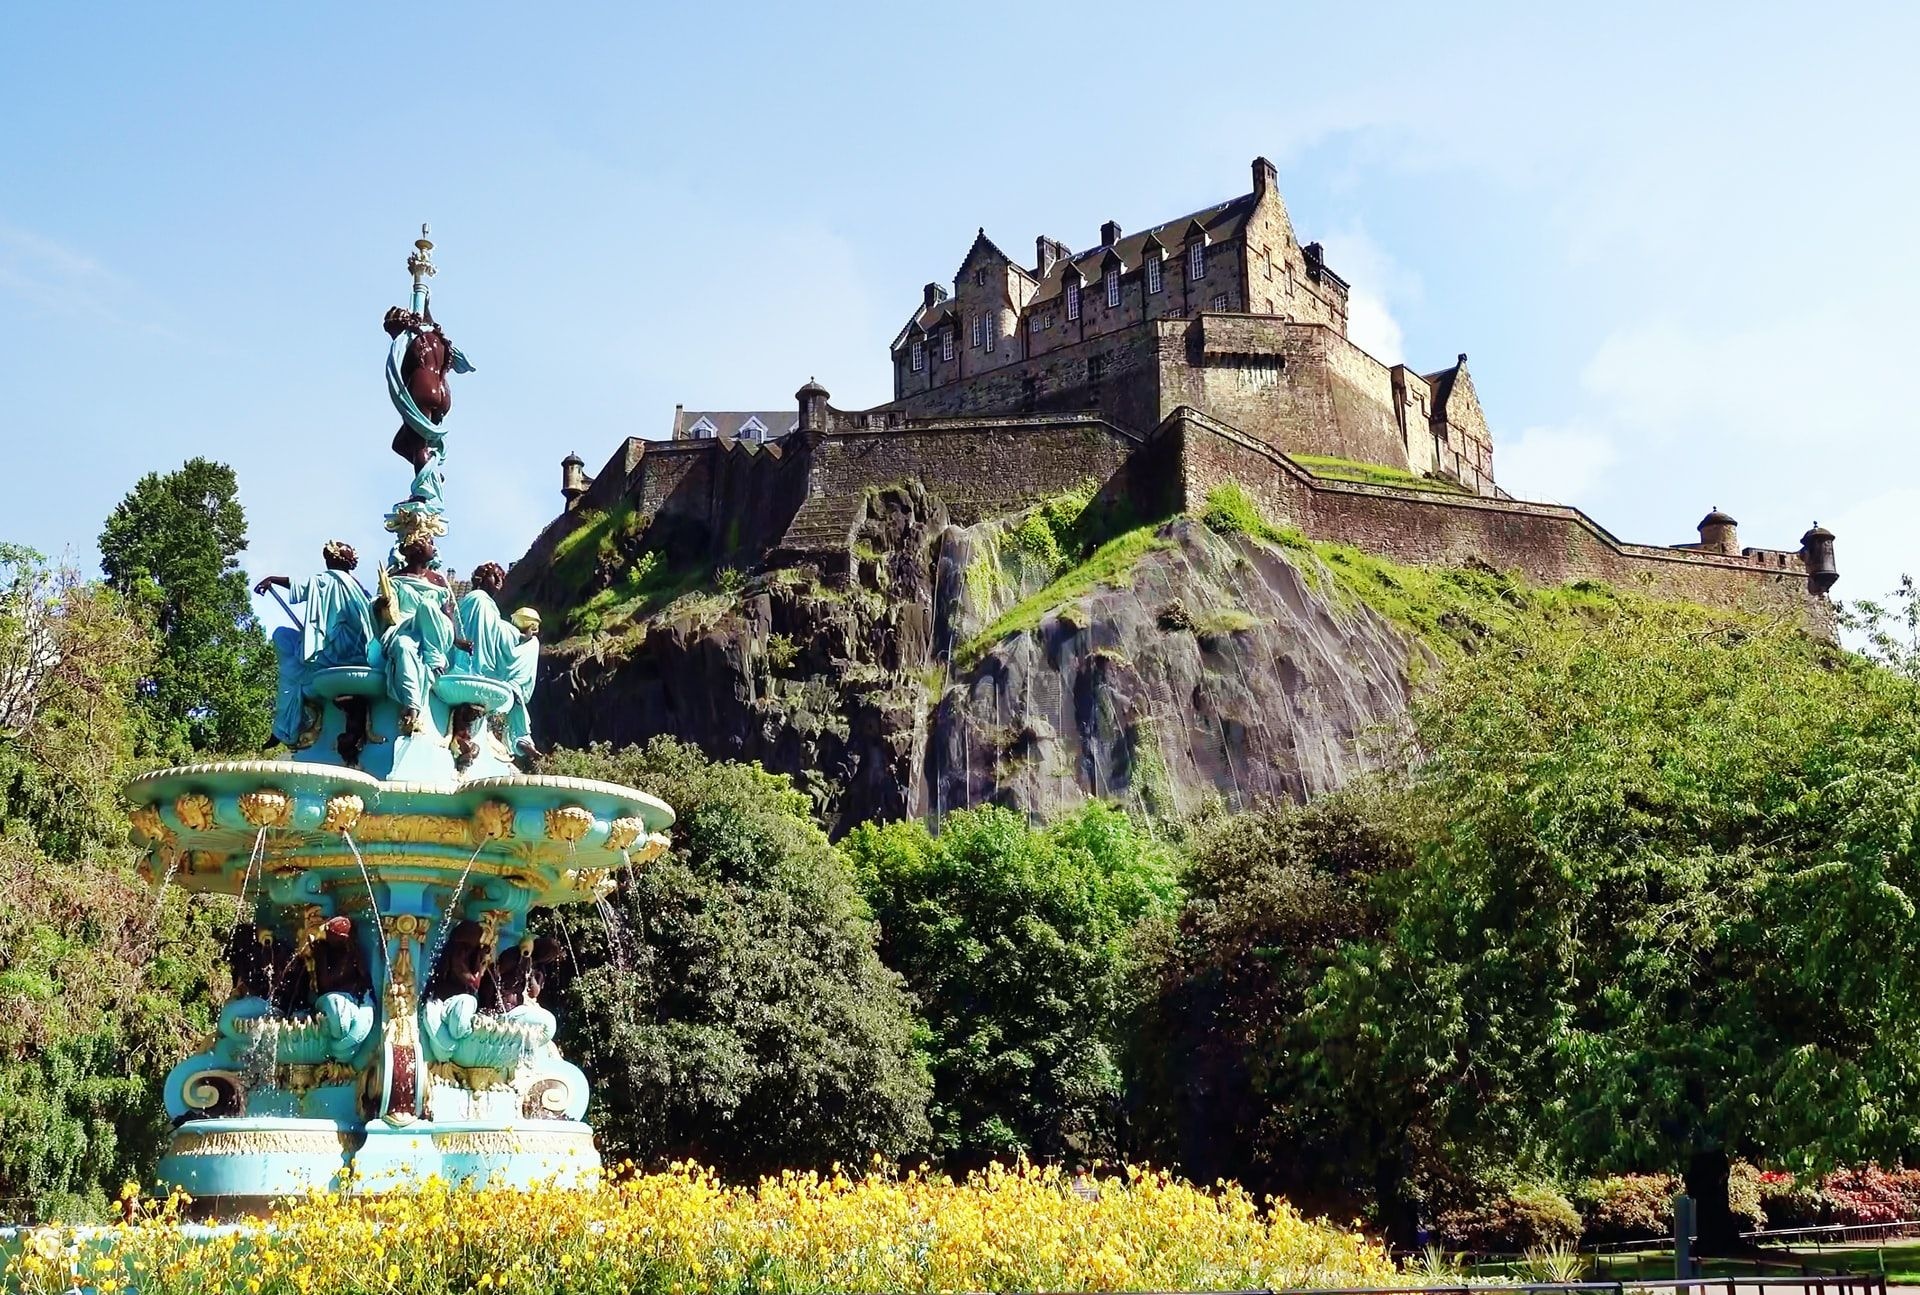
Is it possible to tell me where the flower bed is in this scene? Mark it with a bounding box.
[5,1162,1398,1295]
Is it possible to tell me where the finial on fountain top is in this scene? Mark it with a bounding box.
[407,224,436,313]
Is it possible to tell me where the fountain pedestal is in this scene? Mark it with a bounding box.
[130,757,669,1210]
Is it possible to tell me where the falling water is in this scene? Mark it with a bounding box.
[422,838,487,989]
[229,827,268,943]
[594,895,630,971]
[341,831,386,980]
[554,907,582,977]
[137,852,183,977]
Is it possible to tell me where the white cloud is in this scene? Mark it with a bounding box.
[1497,423,1619,507]
[1317,226,1415,366]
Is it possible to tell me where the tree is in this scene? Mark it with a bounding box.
[537,739,931,1177]
[0,551,227,1222]
[1305,600,1920,1247]
[845,802,1183,1165]
[98,457,273,758]
[1137,794,1410,1217]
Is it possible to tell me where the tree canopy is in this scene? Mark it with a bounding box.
[98,457,273,758]
[845,802,1184,1164]
[537,739,933,1177]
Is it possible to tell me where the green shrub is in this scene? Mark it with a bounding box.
[1435,1181,1581,1252]
[1576,1173,1680,1243]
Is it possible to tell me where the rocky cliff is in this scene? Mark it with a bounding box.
[527,485,1426,835]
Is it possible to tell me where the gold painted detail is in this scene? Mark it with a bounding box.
[472,800,515,841]
[181,1069,244,1110]
[562,867,615,901]
[544,804,594,844]
[174,793,216,831]
[238,788,291,828]
[478,909,512,948]
[383,913,429,941]
[427,1128,596,1155]
[321,793,365,833]
[279,1060,358,1094]
[130,805,172,847]
[169,1128,355,1158]
[605,817,644,851]
[428,1061,512,1092]
[350,813,476,847]
[631,832,672,866]
[187,849,226,876]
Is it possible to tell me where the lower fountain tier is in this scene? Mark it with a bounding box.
[158,1116,600,1215]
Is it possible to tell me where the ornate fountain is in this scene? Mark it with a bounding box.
[126,229,673,1210]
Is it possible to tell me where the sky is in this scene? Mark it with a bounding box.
[2,2,1916,617]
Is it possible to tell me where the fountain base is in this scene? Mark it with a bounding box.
[157,1115,601,1215]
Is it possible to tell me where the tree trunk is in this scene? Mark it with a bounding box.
[1685,1148,1740,1254]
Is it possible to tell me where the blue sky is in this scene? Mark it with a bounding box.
[3,2,1915,612]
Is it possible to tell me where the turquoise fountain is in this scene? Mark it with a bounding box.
[125,230,673,1212]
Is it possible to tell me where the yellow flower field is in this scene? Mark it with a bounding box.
[5,1162,1399,1295]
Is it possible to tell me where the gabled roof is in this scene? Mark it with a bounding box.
[891,301,957,351]
[952,227,1034,287]
[672,409,799,441]
[1026,193,1257,307]
[1422,355,1471,421]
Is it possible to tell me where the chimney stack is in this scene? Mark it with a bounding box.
[1252,156,1277,197]
[1100,220,1122,248]
[923,282,948,310]
[1035,236,1069,276]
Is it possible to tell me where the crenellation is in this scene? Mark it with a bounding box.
[512,155,1837,625]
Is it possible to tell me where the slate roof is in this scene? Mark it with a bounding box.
[1026,193,1257,307]
[672,409,799,442]
[1422,355,1469,419]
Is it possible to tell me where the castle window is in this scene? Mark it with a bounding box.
[974,267,988,286]
[688,416,717,440]
[1145,254,1162,295]
[986,312,998,353]
[1029,314,1043,333]
[1188,241,1206,280]
[1066,280,1081,321]
[942,329,955,361]
[910,340,924,371]
[972,315,984,348]
[1105,267,1121,308]
[1088,355,1105,382]
[1211,293,1229,312]
[739,416,768,442]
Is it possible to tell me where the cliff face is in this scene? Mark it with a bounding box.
[533,486,1421,835]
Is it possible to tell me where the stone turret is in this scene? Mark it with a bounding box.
[797,378,831,435]
[1697,507,1739,555]
[1800,523,1838,595]
[561,451,590,509]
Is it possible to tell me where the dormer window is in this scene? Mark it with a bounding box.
[739,415,768,442]
[1066,278,1081,321]
[1146,253,1163,295]
[911,340,925,371]
[688,416,717,440]
[942,329,955,361]
[972,315,984,348]
[1105,267,1121,308]
[1188,241,1206,281]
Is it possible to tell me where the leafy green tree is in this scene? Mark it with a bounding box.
[1137,794,1410,1214]
[0,551,227,1222]
[1305,600,1920,1246]
[98,457,273,758]
[537,739,932,1177]
[845,802,1183,1165]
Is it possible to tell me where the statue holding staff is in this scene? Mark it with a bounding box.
[255,541,375,748]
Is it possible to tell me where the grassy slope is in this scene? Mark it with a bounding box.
[1290,453,1471,494]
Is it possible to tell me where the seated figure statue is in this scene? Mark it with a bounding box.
[373,536,461,735]
[506,607,541,761]
[255,542,375,748]
[449,564,540,762]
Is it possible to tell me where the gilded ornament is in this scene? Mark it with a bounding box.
[605,816,644,851]
[563,867,615,900]
[631,832,672,866]
[351,812,476,846]
[544,804,594,844]
[384,913,429,940]
[472,799,515,840]
[238,788,292,828]
[174,792,217,831]
[321,793,365,833]
[187,849,224,875]
[129,804,172,846]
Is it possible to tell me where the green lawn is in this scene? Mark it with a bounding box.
[1289,453,1472,494]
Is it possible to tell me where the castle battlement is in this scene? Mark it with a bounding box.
[513,158,1836,623]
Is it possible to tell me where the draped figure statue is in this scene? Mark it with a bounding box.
[373,536,458,734]
[255,542,376,748]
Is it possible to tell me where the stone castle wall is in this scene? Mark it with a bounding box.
[1167,409,1823,620]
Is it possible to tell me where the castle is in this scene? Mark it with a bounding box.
[528,157,1836,614]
